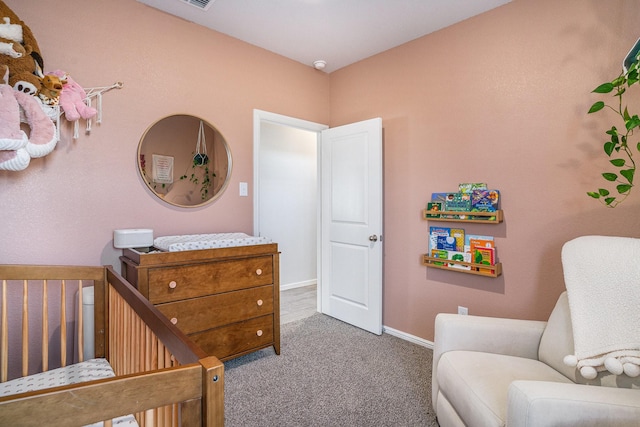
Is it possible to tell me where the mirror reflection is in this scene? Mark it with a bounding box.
[138,115,232,207]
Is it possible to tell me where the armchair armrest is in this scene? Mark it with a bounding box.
[432,313,548,412]
[508,381,640,427]
[433,313,547,363]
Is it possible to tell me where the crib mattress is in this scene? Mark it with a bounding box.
[154,232,272,252]
[0,358,138,426]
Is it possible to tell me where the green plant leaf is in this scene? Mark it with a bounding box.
[602,172,618,181]
[620,168,635,183]
[593,83,614,93]
[636,141,640,152]
[610,159,626,167]
[598,188,610,196]
[606,126,618,136]
[588,101,605,113]
[587,191,600,199]
[604,197,616,205]
[617,184,632,194]
[604,141,615,156]
[612,76,625,87]
[625,115,640,131]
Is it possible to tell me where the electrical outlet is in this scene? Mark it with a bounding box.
[458,306,468,315]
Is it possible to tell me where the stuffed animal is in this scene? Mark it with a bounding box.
[0,1,44,96]
[0,83,57,171]
[37,73,62,105]
[48,69,97,121]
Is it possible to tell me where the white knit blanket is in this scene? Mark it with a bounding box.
[561,235,640,379]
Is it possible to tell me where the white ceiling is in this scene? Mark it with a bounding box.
[137,0,512,73]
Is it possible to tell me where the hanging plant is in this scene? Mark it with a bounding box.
[587,43,640,207]
[180,120,215,200]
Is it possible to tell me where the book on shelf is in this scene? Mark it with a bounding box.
[464,234,494,253]
[444,193,471,219]
[429,226,450,252]
[471,189,500,220]
[431,192,449,203]
[430,249,449,266]
[447,251,472,270]
[436,235,457,251]
[450,228,465,252]
[425,201,442,218]
[473,246,496,274]
[459,183,488,194]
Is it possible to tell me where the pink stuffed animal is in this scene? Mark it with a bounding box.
[0,83,57,171]
[48,69,96,121]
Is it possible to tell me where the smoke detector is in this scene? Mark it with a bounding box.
[313,60,327,70]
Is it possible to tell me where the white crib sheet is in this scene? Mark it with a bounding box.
[154,232,272,252]
[0,358,138,426]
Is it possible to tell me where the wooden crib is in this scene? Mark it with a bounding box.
[0,264,224,427]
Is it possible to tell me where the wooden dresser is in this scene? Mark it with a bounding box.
[120,243,280,361]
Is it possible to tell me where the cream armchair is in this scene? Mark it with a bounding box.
[432,291,640,426]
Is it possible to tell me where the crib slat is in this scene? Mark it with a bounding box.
[60,280,66,367]
[1,280,7,382]
[78,281,84,362]
[22,280,28,377]
[42,280,49,372]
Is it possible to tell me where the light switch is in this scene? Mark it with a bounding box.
[239,182,248,197]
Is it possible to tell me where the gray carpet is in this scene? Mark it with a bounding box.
[224,313,438,426]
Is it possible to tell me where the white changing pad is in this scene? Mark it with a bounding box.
[0,358,138,426]
[154,232,272,252]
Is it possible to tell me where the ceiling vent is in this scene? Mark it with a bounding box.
[182,0,214,11]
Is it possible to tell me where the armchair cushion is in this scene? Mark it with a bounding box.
[508,381,640,427]
[438,351,572,427]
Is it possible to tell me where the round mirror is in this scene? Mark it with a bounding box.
[137,115,232,207]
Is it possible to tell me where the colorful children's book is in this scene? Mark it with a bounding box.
[425,201,442,218]
[458,183,488,194]
[471,189,500,212]
[431,192,449,202]
[450,228,465,252]
[429,226,450,252]
[469,238,495,256]
[473,246,496,274]
[437,235,457,251]
[431,249,449,266]
[447,251,472,270]
[464,234,494,253]
[444,193,471,219]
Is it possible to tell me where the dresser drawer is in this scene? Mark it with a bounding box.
[155,285,274,334]
[190,315,274,360]
[147,256,274,304]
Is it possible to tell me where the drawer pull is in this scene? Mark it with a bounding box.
[256,329,263,337]
[170,317,178,325]
[256,268,263,276]
[168,281,177,289]
[257,299,263,306]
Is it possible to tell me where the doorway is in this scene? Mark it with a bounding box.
[253,110,328,314]
[254,111,383,334]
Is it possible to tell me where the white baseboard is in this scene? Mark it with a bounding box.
[280,280,317,292]
[383,324,434,350]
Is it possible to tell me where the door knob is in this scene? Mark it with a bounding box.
[369,235,378,242]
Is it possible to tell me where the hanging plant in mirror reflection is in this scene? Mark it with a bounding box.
[180,156,215,201]
[587,44,640,207]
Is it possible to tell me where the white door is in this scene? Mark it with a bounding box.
[320,118,383,335]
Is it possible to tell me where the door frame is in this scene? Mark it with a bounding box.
[253,109,328,311]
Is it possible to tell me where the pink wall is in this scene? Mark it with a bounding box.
[330,0,640,340]
[2,0,639,342]
[1,0,329,270]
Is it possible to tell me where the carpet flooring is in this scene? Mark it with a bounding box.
[224,313,438,426]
